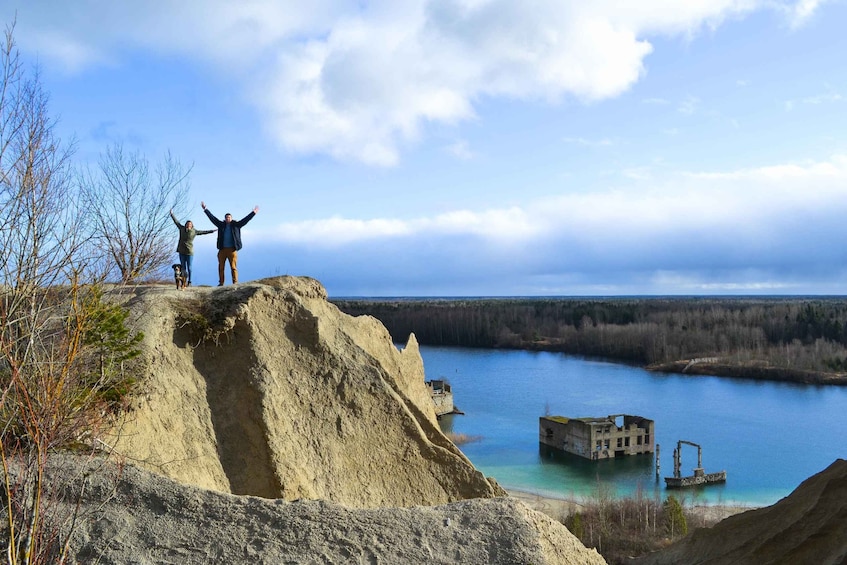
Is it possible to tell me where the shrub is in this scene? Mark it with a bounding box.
[562,487,699,564]
[663,494,688,537]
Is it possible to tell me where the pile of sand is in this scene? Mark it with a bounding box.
[74,276,605,564]
[633,459,847,565]
[53,453,605,565]
[112,276,499,507]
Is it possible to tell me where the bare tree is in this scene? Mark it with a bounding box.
[0,24,85,364]
[79,143,191,283]
[0,23,143,564]
[0,21,82,564]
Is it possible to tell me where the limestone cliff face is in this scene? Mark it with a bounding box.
[114,276,502,508]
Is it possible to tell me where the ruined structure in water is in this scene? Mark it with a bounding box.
[425,379,455,417]
[664,439,727,488]
[539,414,654,460]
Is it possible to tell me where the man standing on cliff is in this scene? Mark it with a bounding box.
[201,201,259,286]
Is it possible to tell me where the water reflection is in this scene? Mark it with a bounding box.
[539,444,655,481]
[536,444,663,498]
[438,413,456,434]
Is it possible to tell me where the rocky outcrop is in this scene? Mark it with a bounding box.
[51,454,604,565]
[84,276,608,564]
[112,276,501,508]
[634,458,847,565]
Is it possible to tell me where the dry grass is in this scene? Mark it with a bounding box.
[445,432,483,446]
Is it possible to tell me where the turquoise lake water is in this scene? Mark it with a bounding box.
[420,345,847,507]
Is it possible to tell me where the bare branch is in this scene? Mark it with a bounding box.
[79,143,191,283]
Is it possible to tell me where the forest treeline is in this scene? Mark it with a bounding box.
[331,297,847,381]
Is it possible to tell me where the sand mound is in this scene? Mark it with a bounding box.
[61,276,606,564]
[634,458,847,565]
[112,276,500,508]
[51,454,604,565]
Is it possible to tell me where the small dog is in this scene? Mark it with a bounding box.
[172,264,187,290]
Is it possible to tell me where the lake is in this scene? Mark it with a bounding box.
[420,345,847,507]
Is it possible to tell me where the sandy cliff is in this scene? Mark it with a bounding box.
[80,275,607,564]
[113,276,500,508]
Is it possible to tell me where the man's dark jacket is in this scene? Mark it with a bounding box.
[203,209,256,251]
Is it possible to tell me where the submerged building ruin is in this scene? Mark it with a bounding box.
[425,379,454,417]
[664,439,727,488]
[539,414,655,460]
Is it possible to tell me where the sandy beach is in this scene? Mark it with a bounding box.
[507,488,756,526]
[508,489,585,521]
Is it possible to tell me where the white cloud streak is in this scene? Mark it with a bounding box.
[787,0,829,28]
[3,0,828,166]
[445,140,476,160]
[264,154,847,248]
[272,206,538,246]
[242,154,847,294]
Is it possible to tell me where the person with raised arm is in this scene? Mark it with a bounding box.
[170,209,215,287]
[201,201,259,286]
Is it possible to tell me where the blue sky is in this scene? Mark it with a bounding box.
[4,0,847,296]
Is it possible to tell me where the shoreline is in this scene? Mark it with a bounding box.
[506,488,757,525]
[645,360,847,386]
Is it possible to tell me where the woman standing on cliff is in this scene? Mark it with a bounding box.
[170,209,215,286]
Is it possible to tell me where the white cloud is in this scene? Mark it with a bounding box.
[785,88,843,110]
[4,1,345,72]
[446,140,475,160]
[677,95,701,115]
[25,31,111,72]
[264,154,847,251]
[2,0,832,165]
[802,91,843,105]
[622,167,653,180]
[686,155,847,181]
[245,153,847,294]
[273,216,413,245]
[786,0,829,28]
[272,206,538,247]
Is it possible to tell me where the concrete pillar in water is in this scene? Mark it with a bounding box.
[655,444,661,480]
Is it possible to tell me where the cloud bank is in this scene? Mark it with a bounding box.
[243,154,847,295]
[5,0,841,295]
[5,0,828,166]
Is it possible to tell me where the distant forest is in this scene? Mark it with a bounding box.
[332,297,847,382]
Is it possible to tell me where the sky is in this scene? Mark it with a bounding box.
[3,0,847,296]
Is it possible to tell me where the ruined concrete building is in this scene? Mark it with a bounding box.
[539,414,654,460]
[425,379,454,417]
